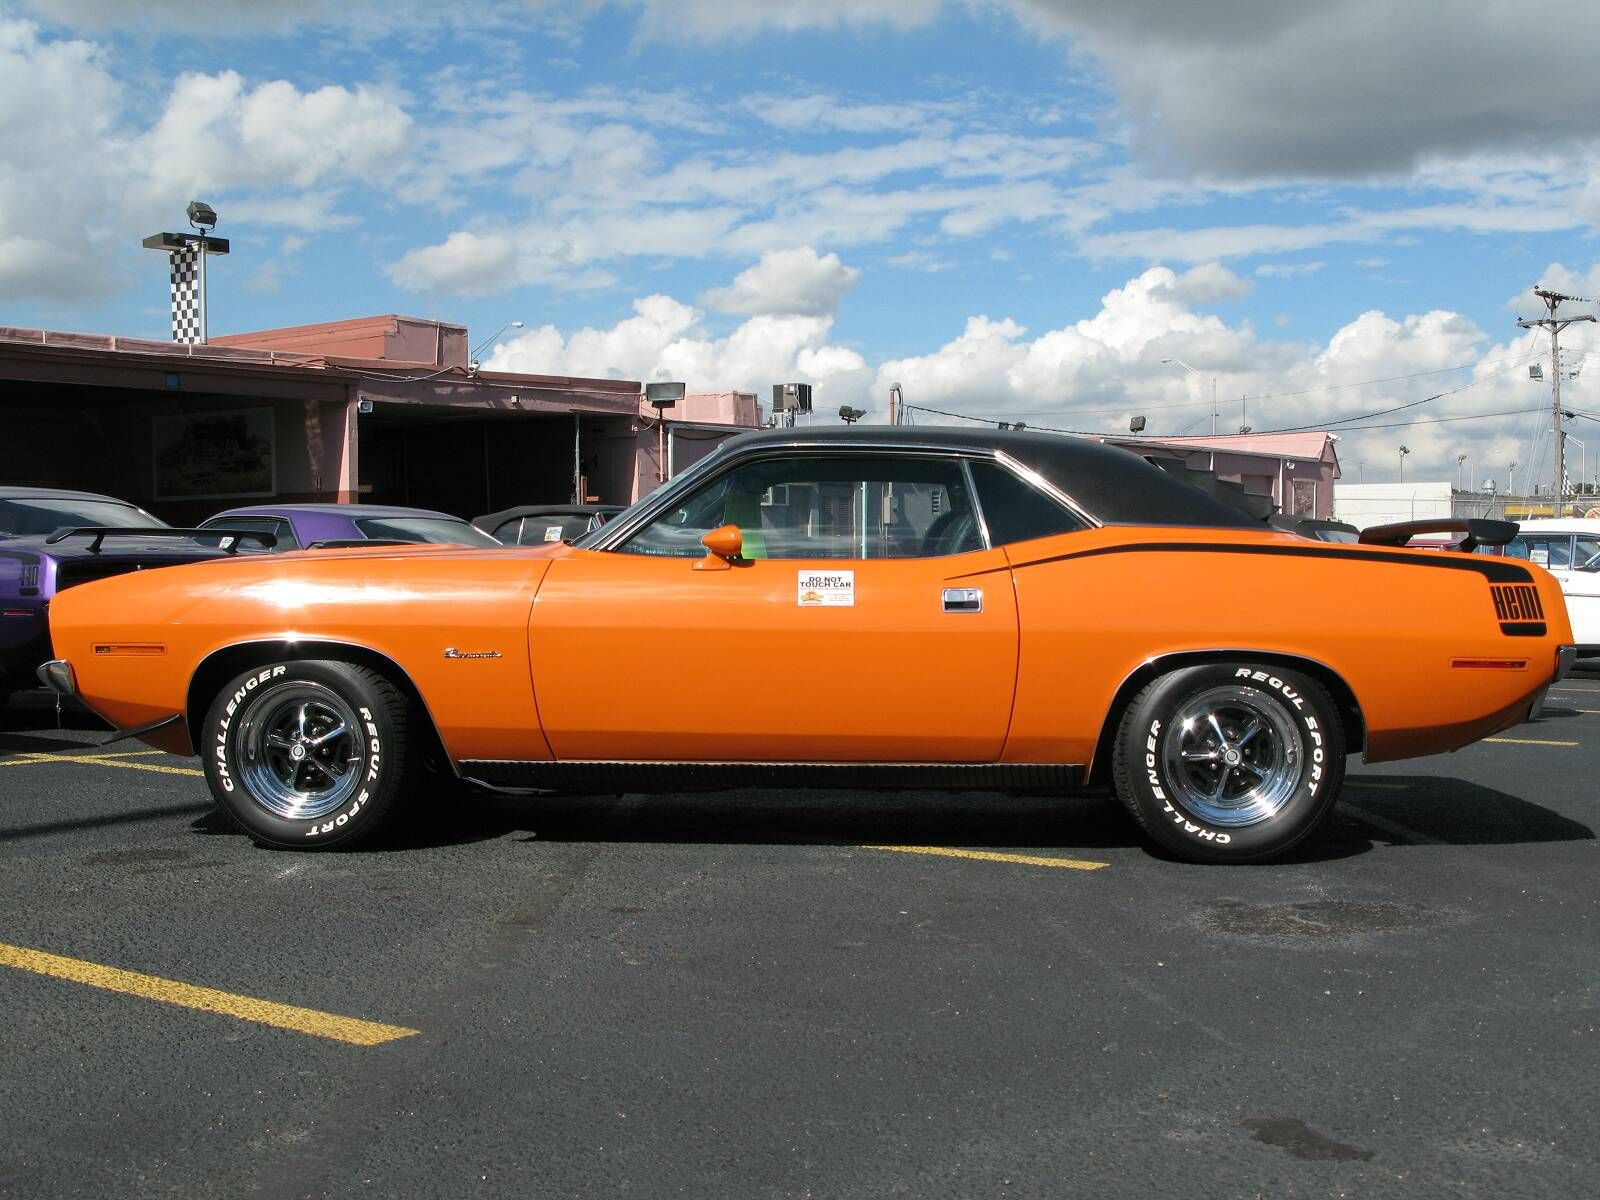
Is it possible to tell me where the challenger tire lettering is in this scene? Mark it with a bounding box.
[212,665,286,794]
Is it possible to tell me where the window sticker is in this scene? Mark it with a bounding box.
[798,570,854,607]
[544,525,564,542]
[1529,546,1550,567]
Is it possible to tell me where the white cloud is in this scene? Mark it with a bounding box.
[1010,0,1600,179]
[618,0,941,41]
[484,294,868,396]
[0,19,125,298]
[1256,261,1326,280]
[701,247,860,317]
[127,72,411,221]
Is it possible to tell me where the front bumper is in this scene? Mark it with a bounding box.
[36,658,76,697]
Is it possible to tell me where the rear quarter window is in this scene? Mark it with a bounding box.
[969,460,1089,546]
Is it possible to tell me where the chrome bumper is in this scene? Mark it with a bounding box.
[36,659,76,696]
[1555,644,1577,682]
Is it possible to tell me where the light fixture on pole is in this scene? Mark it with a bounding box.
[645,381,686,482]
[468,320,525,375]
[1161,357,1218,436]
[142,200,229,344]
[1398,444,1410,482]
[838,405,865,425]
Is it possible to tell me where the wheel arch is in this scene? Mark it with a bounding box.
[1086,650,1365,785]
[185,638,453,774]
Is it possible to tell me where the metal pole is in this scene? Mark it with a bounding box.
[196,233,208,344]
[1553,325,1563,507]
[573,413,581,503]
[1211,376,1217,437]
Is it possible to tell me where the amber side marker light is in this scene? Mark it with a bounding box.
[1451,659,1529,670]
[93,643,166,656]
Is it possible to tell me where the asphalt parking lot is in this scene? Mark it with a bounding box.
[2,672,1598,1200]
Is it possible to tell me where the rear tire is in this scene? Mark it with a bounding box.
[201,660,411,849]
[1112,662,1345,863]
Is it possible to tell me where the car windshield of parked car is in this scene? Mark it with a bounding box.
[616,454,983,559]
[0,498,159,537]
[354,517,501,546]
[500,514,593,545]
[1505,535,1573,568]
[200,515,300,551]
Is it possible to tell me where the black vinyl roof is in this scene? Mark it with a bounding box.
[718,426,1264,528]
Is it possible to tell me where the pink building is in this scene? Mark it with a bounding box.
[1100,432,1342,519]
[0,315,759,524]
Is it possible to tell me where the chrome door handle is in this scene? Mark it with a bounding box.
[942,587,983,613]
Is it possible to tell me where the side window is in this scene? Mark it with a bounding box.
[969,460,1089,546]
[1523,537,1571,569]
[1575,535,1600,572]
[616,454,983,559]
[1503,537,1529,560]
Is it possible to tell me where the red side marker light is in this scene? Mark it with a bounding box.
[1451,659,1528,670]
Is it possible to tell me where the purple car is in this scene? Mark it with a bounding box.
[0,487,269,704]
[199,503,502,551]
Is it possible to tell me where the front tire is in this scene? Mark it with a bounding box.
[201,660,411,849]
[1112,663,1345,863]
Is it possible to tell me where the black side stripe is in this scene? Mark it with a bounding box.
[954,541,1535,583]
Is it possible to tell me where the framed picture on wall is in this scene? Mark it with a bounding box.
[153,408,276,500]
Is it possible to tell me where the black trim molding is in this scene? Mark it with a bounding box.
[957,540,1536,584]
[460,760,1084,792]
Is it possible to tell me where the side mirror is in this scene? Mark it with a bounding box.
[704,524,745,566]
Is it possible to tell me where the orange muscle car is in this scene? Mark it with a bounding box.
[40,428,1577,863]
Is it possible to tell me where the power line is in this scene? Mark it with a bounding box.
[1257,357,1533,433]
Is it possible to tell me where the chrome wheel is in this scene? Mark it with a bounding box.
[235,682,365,821]
[1159,685,1302,827]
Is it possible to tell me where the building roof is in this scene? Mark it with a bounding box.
[1112,432,1339,463]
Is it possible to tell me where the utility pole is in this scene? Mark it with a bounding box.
[1518,285,1595,511]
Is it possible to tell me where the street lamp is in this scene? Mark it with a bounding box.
[468,320,525,374]
[1456,453,1473,491]
[142,199,229,344]
[1398,444,1410,482]
[1161,357,1218,436]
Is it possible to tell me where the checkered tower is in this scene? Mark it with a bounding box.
[168,242,202,344]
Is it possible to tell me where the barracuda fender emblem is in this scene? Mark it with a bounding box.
[444,647,502,660]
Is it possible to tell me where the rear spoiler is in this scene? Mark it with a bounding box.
[1357,518,1518,553]
[45,527,277,553]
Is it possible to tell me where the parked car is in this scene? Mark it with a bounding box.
[1495,518,1599,656]
[472,504,625,545]
[200,503,502,550]
[0,486,269,703]
[41,427,1575,862]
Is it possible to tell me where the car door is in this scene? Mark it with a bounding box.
[527,449,1020,763]
[1565,532,1600,645]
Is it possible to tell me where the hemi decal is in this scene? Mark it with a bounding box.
[1490,584,1545,622]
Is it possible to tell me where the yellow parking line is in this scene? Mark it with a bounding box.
[0,752,202,776]
[1485,737,1579,747]
[861,844,1109,871]
[0,942,419,1047]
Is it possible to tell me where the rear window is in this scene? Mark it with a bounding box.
[969,461,1088,546]
[354,517,500,546]
[0,498,158,537]
[201,515,298,551]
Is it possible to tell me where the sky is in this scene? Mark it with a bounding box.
[3,0,1600,493]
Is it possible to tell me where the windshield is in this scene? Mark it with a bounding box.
[0,497,161,538]
[354,517,501,546]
